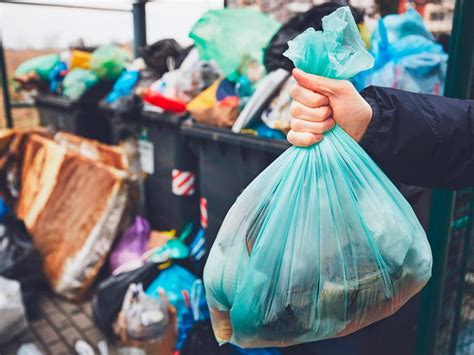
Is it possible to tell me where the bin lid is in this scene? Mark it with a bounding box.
[181,120,290,154]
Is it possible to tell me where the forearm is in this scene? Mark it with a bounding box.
[359,86,474,189]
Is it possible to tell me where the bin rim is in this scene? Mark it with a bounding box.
[181,120,290,154]
[33,94,76,109]
[141,109,187,127]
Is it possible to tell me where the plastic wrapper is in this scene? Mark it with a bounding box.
[109,216,151,274]
[149,50,221,105]
[63,68,99,100]
[90,45,131,81]
[0,276,28,344]
[122,283,170,341]
[203,7,432,348]
[189,8,280,77]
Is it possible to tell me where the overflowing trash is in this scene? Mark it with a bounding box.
[0,130,137,300]
[14,45,130,100]
[2,1,452,354]
[204,7,432,348]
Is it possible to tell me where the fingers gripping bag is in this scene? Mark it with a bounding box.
[203,7,432,348]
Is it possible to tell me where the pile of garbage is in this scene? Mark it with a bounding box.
[14,44,131,100]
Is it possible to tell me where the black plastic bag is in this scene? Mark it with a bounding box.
[141,39,192,77]
[180,320,231,355]
[263,2,364,72]
[0,215,43,318]
[92,262,161,340]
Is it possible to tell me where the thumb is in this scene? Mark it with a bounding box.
[292,68,341,96]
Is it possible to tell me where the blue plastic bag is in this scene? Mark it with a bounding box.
[362,9,447,94]
[204,7,432,348]
[146,265,209,349]
[106,70,140,103]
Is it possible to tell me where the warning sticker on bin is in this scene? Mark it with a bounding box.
[172,169,195,196]
[138,140,154,175]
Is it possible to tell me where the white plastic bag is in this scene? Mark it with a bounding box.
[0,276,28,344]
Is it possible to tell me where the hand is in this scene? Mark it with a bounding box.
[287,68,373,147]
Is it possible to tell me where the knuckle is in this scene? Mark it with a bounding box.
[289,102,301,117]
[289,84,300,98]
[290,118,300,131]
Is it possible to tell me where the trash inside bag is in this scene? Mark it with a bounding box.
[0,215,43,318]
[92,262,161,340]
[204,7,432,348]
[0,276,28,344]
[121,283,171,341]
[189,8,280,77]
[109,216,151,274]
[63,68,99,100]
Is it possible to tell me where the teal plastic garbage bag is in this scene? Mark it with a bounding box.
[204,7,432,348]
[363,9,447,94]
[90,45,130,81]
[15,54,60,81]
[63,68,99,100]
[189,8,280,77]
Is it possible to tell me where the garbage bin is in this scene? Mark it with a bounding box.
[139,109,199,232]
[100,101,140,145]
[34,82,113,143]
[181,120,290,249]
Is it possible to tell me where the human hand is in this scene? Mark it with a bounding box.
[287,68,373,147]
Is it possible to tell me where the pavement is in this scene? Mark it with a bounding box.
[0,289,116,355]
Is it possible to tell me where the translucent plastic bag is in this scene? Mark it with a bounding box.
[90,45,131,81]
[204,7,432,348]
[63,68,99,100]
[189,9,280,77]
[0,276,28,344]
[15,54,60,81]
[363,9,447,94]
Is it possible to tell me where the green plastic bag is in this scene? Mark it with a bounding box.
[90,45,130,81]
[63,68,99,100]
[204,7,432,348]
[15,54,60,81]
[189,9,280,77]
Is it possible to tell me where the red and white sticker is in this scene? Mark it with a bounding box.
[172,169,195,196]
[200,197,208,229]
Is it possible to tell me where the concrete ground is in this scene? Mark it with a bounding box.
[0,289,116,355]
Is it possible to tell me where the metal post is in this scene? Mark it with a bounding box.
[0,36,13,128]
[415,0,474,354]
[133,0,147,58]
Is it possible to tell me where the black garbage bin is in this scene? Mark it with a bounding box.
[139,109,199,232]
[34,82,113,143]
[181,120,290,249]
[100,101,141,145]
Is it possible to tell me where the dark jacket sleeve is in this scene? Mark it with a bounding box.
[359,86,474,190]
